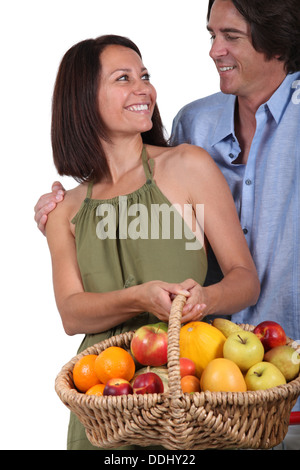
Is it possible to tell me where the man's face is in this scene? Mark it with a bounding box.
[207,0,284,100]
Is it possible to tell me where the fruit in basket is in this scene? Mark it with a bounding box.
[130,322,168,366]
[180,358,197,378]
[200,358,247,392]
[181,375,201,393]
[245,361,286,390]
[253,321,286,352]
[179,321,226,378]
[132,366,169,391]
[212,318,242,337]
[132,372,164,394]
[73,354,101,392]
[223,331,264,372]
[103,378,133,396]
[153,322,168,332]
[264,345,300,382]
[95,346,135,384]
[85,383,106,396]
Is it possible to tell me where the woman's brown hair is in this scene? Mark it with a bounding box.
[51,35,168,183]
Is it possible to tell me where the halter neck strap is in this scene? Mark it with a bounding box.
[141,145,154,181]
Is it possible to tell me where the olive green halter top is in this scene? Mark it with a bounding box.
[72,146,207,352]
[67,146,207,449]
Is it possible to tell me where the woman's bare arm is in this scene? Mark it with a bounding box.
[160,145,260,320]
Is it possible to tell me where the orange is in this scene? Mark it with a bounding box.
[200,358,247,392]
[95,346,135,384]
[85,383,106,396]
[181,375,201,393]
[73,354,101,392]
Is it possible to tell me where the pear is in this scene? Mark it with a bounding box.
[212,318,242,338]
[264,345,300,382]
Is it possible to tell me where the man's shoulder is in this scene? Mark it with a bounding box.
[177,92,233,117]
[182,91,235,112]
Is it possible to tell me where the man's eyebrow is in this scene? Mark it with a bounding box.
[207,26,248,36]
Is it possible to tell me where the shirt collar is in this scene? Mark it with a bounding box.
[211,94,237,146]
[265,72,300,124]
[211,71,300,146]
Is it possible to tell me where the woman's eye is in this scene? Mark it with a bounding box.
[142,73,151,81]
[117,75,129,81]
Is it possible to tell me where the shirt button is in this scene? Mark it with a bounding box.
[245,179,252,185]
[229,153,235,159]
[243,228,248,235]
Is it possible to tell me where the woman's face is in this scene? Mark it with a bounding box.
[98,44,157,140]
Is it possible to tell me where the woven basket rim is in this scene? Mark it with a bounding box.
[55,304,300,408]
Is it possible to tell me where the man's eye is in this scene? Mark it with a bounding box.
[226,35,239,41]
[142,73,151,81]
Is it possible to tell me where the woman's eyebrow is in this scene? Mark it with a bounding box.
[110,67,147,75]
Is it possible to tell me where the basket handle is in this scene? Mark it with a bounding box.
[167,293,188,397]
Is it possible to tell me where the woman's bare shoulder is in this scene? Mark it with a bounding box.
[148,143,215,174]
[47,182,88,226]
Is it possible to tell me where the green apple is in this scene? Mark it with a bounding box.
[223,331,264,372]
[245,361,286,390]
[264,345,300,382]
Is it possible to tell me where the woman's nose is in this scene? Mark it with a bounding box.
[133,79,149,95]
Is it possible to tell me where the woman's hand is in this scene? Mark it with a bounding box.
[34,181,65,235]
[137,281,191,323]
[137,279,207,324]
[179,279,207,322]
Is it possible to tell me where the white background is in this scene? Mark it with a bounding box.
[0,0,219,450]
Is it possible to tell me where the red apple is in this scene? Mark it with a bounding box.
[180,358,196,378]
[130,322,168,366]
[253,321,287,352]
[132,372,164,394]
[103,378,133,396]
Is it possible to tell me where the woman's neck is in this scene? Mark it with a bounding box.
[101,135,144,183]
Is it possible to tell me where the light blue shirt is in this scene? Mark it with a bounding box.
[171,72,300,346]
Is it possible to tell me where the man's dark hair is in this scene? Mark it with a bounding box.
[207,0,300,73]
[51,35,167,183]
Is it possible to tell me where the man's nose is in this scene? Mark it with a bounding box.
[209,36,228,60]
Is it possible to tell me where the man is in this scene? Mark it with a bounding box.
[35,0,300,447]
[171,1,300,447]
[172,0,300,340]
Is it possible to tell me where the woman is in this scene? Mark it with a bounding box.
[45,35,260,449]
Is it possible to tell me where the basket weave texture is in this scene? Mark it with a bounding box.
[55,294,300,450]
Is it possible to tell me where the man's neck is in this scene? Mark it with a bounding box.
[233,72,287,164]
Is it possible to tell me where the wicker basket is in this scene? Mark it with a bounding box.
[55,294,300,450]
